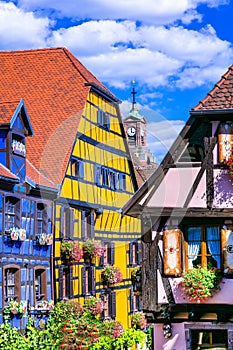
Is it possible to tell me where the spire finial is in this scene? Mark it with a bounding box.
[131,80,137,112]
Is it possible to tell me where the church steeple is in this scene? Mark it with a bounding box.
[131,80,137,113]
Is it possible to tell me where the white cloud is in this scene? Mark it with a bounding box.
[47,19,233,90]
[17,0,229,24]
[0,1,51,49]
[82,47,181,89]
[0,0,232,104]
[17,0,192,25]
[48,20,138,56]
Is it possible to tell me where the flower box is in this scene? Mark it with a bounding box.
[35,300,54,311]
[12,139,26,157]
[102,265,123,285]
[82,239,105,258]
[4,300,27,317]
[179,266,222,303]
[37,233,53,245]
[8,227,26,241]
[84,296,103,315]
[61,240,83,263]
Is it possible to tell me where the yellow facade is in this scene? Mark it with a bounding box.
[54,91,141,328]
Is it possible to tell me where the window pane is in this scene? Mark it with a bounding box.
[187,227,201,269]
[206,227,220,268]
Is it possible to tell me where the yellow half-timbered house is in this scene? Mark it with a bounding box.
[0,47,142,328]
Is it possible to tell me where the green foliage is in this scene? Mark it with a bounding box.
[131,312,147,330]
[180,266,222,302]
[112,328,146,349]
[0,323,28,350]
[0,299,148,349]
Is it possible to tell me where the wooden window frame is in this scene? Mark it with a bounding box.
[5,196,20,230]
[101,291,116,320]
[71,159,84,179]
[60,206,74,239]
[81,210,94,239]
[3,265,20,305]
[34,267,47,302]
[190,329,228,349]
[82,266,95,296]
[185,225,221,270]
[130,290,142,313]
[58,265,73,300]
[129,241,142,266]
[97,109,110,130]
[100,242,114,266]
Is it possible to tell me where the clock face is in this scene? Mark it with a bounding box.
[127,127,136,137]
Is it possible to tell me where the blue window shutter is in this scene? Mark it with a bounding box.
[81,211,86,239]
[129,242,133,265]
[90,212,95,238]
[60,206,64,239]
[69,209,74,239]
[79,161,84,179]
[90,266,95,296]
[95,165,101,185]
[137,241,142,265]
[82,267,86,296]
[68,267,73,299]
[130,289,134,312]
[58,266,64,300]
[110,292,116,319]
[110,243,115,265]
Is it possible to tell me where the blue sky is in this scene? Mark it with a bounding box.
[0,0,233,162]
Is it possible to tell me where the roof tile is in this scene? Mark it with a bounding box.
[193,65,233,111]
[0,47,116,188]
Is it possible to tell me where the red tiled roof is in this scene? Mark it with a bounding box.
[0,47,117,188]
[0,100,21,124]
[193,65,233,110]
[26,159,57,189]
[0,164,18,181]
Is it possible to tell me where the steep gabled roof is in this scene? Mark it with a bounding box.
[0,47,118,188]
[193,65,233,110]
[0,99,33,135]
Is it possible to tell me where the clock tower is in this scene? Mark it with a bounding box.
[123,82,157,185]
[124,82,147,147]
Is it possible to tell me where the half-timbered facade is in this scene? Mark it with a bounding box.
[0,99,56,329]
[0,48,141,329]
[122,65,233,349]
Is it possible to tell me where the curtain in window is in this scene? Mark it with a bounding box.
[188,228,201,269]
[206,227,220,268]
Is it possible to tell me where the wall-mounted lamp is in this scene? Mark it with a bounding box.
[163,323,172,339]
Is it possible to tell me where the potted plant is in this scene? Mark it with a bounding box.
[9,227,26,241]
[102,319,124,338]
[82,239,105,259]
[224,151,233,178]
[61,240,83,263]
[131,311,147,330]
[84,296,103,316]
[4,300,27,317]
[179,265,222,303]
[102,265,123,285]
[35,300,54,311]
[37,233,53,245]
